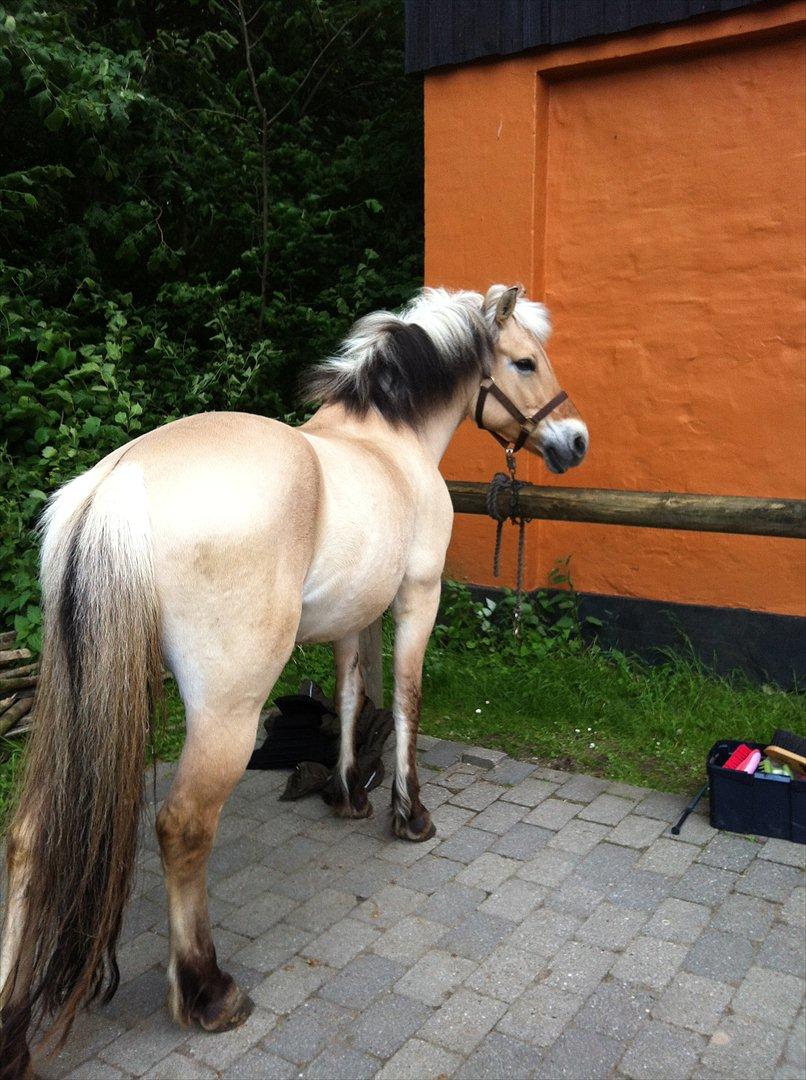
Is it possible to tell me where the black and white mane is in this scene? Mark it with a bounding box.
[303,286,551,427]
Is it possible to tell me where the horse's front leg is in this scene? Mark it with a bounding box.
[329,633,372,819]
[391,577,441,842]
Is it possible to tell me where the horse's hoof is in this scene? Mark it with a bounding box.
[331,783,373,820]
[393,810,436,842]
[197,985,255,1033]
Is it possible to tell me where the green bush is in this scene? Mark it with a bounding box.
[0,0,422,642]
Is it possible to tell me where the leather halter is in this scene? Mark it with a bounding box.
[474,376,569,452]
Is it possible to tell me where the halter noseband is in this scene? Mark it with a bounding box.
[474,376,569,452]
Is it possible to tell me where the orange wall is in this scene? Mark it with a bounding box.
[426,3,806,615]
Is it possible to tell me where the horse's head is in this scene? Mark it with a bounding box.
[473,285,588,474]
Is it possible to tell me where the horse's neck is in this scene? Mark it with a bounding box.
[302,390,473,467]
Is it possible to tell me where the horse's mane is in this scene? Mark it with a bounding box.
[302,286,552,428]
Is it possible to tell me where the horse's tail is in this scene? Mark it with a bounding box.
[0,460,162,1066]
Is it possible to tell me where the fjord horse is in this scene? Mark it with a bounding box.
[0,285,587,1074]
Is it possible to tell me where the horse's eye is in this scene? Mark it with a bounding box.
[514,358,535,372]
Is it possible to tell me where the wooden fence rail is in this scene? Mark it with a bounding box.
[447,482,806,539]
[358,482,805,701]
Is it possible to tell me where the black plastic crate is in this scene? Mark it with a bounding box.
[707,740,806,844]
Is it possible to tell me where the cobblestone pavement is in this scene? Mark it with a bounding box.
[38,737,805,1079]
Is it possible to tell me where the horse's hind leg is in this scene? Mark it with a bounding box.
[329,633,372,819]
[156,707,258,1032]
[157,624,296,1032]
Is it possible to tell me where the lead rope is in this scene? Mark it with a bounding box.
[485,448,532,636]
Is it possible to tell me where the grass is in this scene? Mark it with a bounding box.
[2,595,804,823]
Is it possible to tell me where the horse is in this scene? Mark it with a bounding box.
[0,283,588,1076]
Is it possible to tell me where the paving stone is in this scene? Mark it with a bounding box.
[539,1024,626,1079]
[547,819,610,855]
[465,940,545,1003]
[65,1059,130,1080]
[509,907,580,960]
[300,917,379,968]
[683,928,757,985]
[633,790,690,822]
[433,764,482,791]
[758,922,806,976]
[578,793,634,826]
[619,1020,706,1080]
[608,814,668,849]
[438,910,515,961]
[207,833,274,878]
[142,1053,217,1079]
[577,842,639,888]
[434,826,495,864]
[456,852,519,891]
[184,1007,278,1068]
[284,888,357,932]
[41,1012,126,1077]
[487,758,537,786]
[372,915,446,963]
[462,746,507,769]
[470,800,528,834]
[732,966,804,1028]
[606,781,651,800]
[670,863,738,906]
[211,864,278,906]
[516,848,579,888]
[545,941,615,997]
[712,892,777,941]
[304,1045,379,1079]
[575,980,656,1041]
[668,811,716,845]
[499,777,558,807]
[450,781,509,812]
[377,833,439,866]
[532,766,574,783]
[653,971,734,1034]
[116,930,168,984]
[491,822,553,861]
[736,859,804,903]
[99,1011,191,1075]
[702,1013,788,1078]
[218,890,299,939]
[97,967,166,1026]
[376,1038,461,1079]
[523,797,581,831]
[478,877,545,922]
[396,949,478,1006]
[758,837,806,868]
[611,936,688,990]
[785,1008,805,1069]
[355,884,425,928]
[430,802,476,838]
[420,881,487,926]
[544,876,605,918]
[644,896,711,944]
[497,984,584,1047]
[577,902,649,950]
[338,857,399,898]
[395,854,462,894]
[607,869,671,912]
[319,953,406,1009]
[637,837,700,877]
[266,997,353,1065]
[699,833,762,872]
[418,782,452,809]
[554,774,610,803]
[349,992,432,1058]
[454,1031,542,1079]
[781,886,805,926]
[231,921,313,973]
[252,956,333,1014]
[419,987,507,1054]
[421,740,465,768]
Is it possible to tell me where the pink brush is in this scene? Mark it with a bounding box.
[723,744,761,773]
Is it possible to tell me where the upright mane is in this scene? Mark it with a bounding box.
[302,288,493,427]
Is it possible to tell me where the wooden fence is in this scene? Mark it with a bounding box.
[358,482,806,699]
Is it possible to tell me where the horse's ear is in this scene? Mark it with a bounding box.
[494,286,519,327]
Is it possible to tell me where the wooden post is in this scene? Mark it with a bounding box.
[447,482,806,539]
[359,616,384,707]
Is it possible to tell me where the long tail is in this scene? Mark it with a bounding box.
[0,461,162,1065]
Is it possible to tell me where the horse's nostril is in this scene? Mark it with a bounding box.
[573,434,587,456]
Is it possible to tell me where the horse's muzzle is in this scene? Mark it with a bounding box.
[539,420,589,474]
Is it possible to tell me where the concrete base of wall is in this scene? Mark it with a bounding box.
[465,585,806,689]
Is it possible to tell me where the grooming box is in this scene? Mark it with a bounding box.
[707,740,806,844]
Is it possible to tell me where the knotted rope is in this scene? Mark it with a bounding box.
[485,450,532,636]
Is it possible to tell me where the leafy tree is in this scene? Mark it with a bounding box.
[0,0,422,645]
